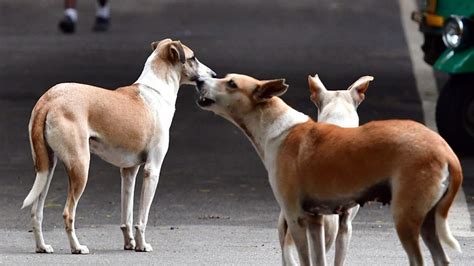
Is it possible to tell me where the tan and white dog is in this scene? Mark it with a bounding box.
[22,38,215,254]
[279,75,372,266]
[197,74,462,266]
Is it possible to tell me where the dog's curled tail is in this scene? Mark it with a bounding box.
[22,100,52,209]
[435,155,463,252]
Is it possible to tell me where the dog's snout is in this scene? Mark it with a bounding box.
[196,78,205,90]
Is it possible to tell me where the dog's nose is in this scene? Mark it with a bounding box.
[196,78,205,90]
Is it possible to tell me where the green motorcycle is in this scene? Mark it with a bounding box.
[413,0,474,154]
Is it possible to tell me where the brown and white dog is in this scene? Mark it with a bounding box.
[22,38,215,254]
[196,74,462,266]
[279,75,372,266]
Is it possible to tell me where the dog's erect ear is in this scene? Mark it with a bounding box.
[308,75,327,106]
[151,38,172,51]
[254,79,288,102]
[348,76,374,105]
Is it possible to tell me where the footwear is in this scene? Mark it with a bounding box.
[58,16,76,34]
[93,17,110,32]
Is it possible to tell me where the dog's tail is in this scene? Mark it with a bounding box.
[435,154,463,252]
[22,100,52,209]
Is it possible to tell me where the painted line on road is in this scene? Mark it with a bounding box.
[399,0,473,237]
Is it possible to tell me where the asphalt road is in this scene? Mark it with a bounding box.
[0,0,473,265]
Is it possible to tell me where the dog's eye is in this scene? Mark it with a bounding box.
[227,80,238,89]
[189,56,196,61]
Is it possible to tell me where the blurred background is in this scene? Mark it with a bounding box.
[0,0,472,264]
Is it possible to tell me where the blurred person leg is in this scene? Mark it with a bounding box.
[58,0,77,34]
[93,0,110,32]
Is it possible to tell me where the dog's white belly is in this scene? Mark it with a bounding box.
[89,138,144,168]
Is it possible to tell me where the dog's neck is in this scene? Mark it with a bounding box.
[318,106,359,128]
[231,97,309,163]
[135,52,181,107]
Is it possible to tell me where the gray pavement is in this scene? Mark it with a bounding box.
[1,0,473,265]
[0,226,472,265]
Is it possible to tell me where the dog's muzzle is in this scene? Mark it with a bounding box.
[196,85,215,107]
[197,95,215,107]
[195,78,216,107]
[196,78,205,90]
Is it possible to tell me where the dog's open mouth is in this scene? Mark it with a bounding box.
[197,96,215,107]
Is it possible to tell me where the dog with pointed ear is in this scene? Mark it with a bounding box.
[253,79,289,102]
[308,75,373,108]
[278,75,374,265]
[308,74,328,107]
[347,76,374,105]
[308,75,373,127]
[197,73,462,265]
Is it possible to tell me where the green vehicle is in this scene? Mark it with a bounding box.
[413,0,474,154]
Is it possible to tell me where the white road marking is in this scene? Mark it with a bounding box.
[399,0,473,237]
[399,0,438,131]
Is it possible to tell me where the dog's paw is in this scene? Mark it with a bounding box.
[71,245,89,254]
[124,239,136,250]
[135,243,153,252]
[36,244,54,253]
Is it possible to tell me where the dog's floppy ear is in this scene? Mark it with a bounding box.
[254,79,288,102]
[151,38,172,51]
[156,39,186,64]
[308,74,327,107]
[348,76,374,105]
[168,41,186,64]
[151,41,159,50]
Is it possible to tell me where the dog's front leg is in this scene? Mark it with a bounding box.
[308,214,327,266]
[134,142,168,252]
[120,166,140,250]
[278,212,298,266]
[334,205,359,266]
[285,213,310,266]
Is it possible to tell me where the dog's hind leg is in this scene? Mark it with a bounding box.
[393,209,424,266]
[62,148,91,254]
[31,156,57,253]
[392,173,441,266]
[120,166,139,250]
[334,205,359,266]
[421,206,450,266]
[42,111,92,254]
[393,165,451,266]
[24,102,58,253]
